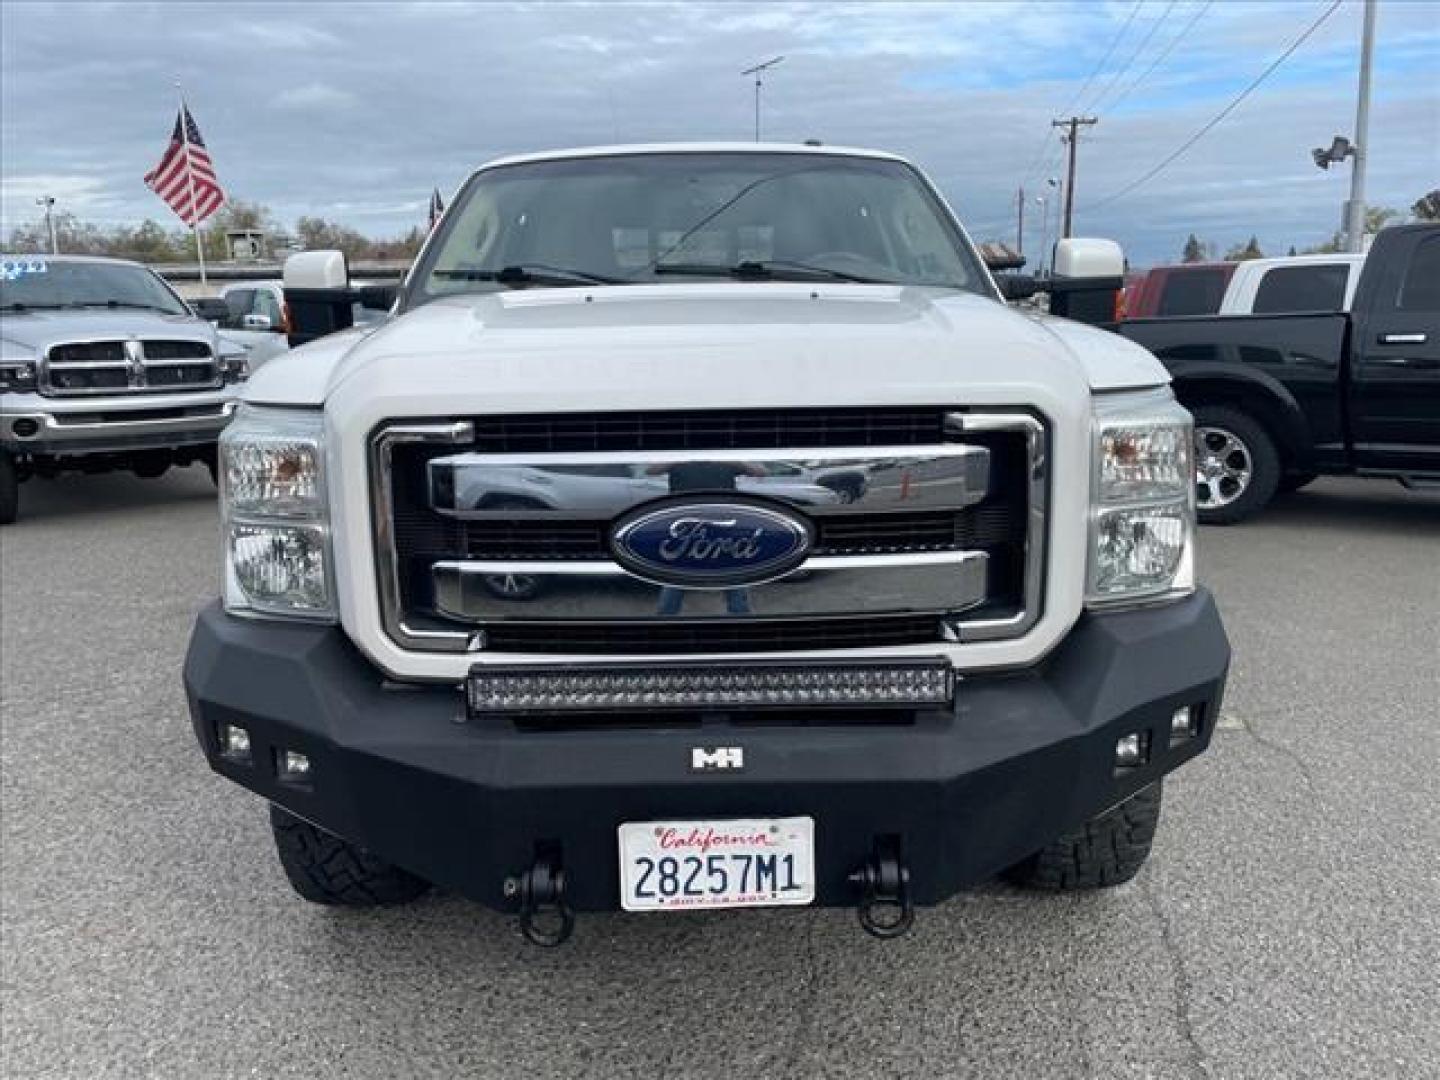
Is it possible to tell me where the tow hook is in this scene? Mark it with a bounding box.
[505,853,574,947]
[849,838,914,939]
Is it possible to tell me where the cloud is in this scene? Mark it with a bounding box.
[1,0,1436,262]
[270,82,359,112]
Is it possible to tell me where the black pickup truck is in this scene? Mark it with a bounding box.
[1119,223,1440,523]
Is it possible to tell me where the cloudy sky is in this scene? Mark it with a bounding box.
[2,0,1437,265]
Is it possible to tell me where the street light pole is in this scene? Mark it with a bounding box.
[35,196,58,254]
[1015,185,1025,257]
[741,56,785,142]
[1343,0,1377,252]
[1035,195,1049,275]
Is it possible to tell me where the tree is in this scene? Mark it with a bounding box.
[1414,189,1440,221]
[1287,246,1297,257]
[1365,206,1399,234]
[1224,235,1264,262]
[1180,234,1209,263]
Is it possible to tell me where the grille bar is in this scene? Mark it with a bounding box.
[483,615,946,655]
[448,507,1021,560]
[42,339,220,397]
[466,407,950,452]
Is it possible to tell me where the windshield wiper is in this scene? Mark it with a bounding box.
[654,260,890,284]
[66,300,177,313]
[1,301,64,311]
[432,264,623,287]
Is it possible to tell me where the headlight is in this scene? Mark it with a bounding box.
[1087,389,1194,606]
[0,357,37,393]
[220,405,335,621]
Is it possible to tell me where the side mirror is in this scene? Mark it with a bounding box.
[283,250,356,347]
[241,313,273,331]
[283,250,349,290]
[1052,238,1124,280]
[1047,238,1125,326]
[997,275,1040,302]
[190,297,228,323]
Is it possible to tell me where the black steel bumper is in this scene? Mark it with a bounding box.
[184,591,1229,913]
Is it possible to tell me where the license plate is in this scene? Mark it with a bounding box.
[618,817,815,912]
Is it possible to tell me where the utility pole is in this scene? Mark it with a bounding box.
[1343,0,1377,252]
[35,196,58,254]
[1052,116,1097,239]
[741,56,785,142]
[1015,185,1025,256]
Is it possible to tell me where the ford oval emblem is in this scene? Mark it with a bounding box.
[609,498,814,587]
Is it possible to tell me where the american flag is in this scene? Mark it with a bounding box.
[429,187,445,230]
[143,105,225,226]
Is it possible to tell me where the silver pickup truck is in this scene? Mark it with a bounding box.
[0,254,248,523]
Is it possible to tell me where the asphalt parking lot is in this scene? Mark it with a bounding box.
[2,470,1437,1079]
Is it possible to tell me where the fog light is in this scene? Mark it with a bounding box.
[219,723,251,761]
[1170,705,1197,743]
[277,749,311,782]
[1115,731,1149,769]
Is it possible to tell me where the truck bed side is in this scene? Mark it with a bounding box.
[1118,313,1350,471]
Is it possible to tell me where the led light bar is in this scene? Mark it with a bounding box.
[467,660,956,714]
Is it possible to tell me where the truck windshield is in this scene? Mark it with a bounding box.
[0,258,189,315]
[409,152,988,305]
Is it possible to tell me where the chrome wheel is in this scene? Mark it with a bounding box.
[1195,426,1253,510]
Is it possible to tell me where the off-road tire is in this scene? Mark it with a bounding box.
[0,453,18,525]
[1004,782,1162,890]
[1192,405,1281,525]
[269,804,429,906]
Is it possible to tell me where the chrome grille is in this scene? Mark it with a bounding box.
[466,407,950,452]
[372,409,1046,656]
[41,339,220,397]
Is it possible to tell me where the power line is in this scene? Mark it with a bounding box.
[1056,0,1145,123]
[1086,0,1182,116]
[1020,0,1144,186]
[1086,0,1344,211]
[1104,0,1214,115]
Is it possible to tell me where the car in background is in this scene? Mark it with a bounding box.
[214,281,292,368]
[1119,224,1439,523]
[1218,253,1366,315]
[0,253,245,523]
[1123,262,1236,320]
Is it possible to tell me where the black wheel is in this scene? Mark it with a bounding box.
[1191,405,1281,525]
[1004,783,1162,890]
[0,453,18,525]
[1280,471,1318,494]
[269,804,429,906]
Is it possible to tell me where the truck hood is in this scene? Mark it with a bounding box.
[244,284,1167,412]
[0,308,217,357]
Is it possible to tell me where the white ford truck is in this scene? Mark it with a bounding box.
[184,144,1229,943]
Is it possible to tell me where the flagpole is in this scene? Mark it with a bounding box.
[176,81,207,287]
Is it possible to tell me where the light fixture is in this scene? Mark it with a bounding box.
[219,723,251,762]
[1115,732,1149,769]
[1170,705,1198,744]
[468,660,955,714]
[277,749,311,781]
